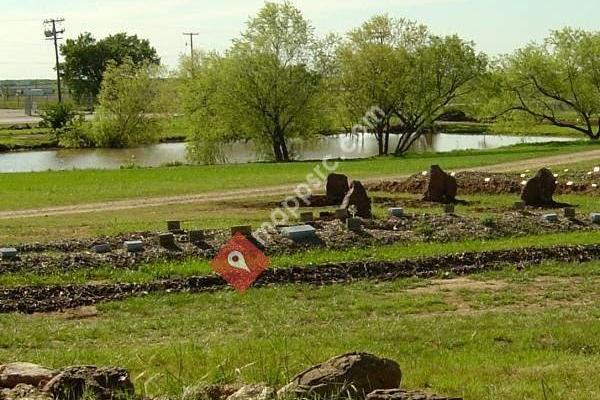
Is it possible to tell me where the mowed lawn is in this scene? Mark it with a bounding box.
[0,260,598,399]
[1,140,598,211]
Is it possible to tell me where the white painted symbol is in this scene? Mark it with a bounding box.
[228,251,250,272]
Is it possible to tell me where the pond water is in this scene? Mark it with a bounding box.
[0,132,574,173]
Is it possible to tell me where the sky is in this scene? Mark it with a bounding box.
[0,0,598,80]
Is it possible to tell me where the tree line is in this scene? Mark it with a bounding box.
[53,1,600,163]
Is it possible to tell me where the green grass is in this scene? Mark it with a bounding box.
[0,127,56,151]
[0,260,598,399]
[1,140,598,211]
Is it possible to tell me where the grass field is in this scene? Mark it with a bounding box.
[1,259,598,399]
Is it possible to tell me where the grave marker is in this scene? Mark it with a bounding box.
[591,213,600,224]
[0,248,18,261]
[231,225,252,237]
[335,209,349,220]
[280,225,317,241]
[443,204,455,214]
[124,240,144,253]
[188,230,204,243]
[167,220,182,233]
[159,233,176,248]
[564,207,576,219]
[542,213,558,222]
[389,208,404,218]
[346,218,362,232]
[91,244,111,254]
[300,211,314,223]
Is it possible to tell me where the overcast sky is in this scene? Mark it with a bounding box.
[0,0,597,80]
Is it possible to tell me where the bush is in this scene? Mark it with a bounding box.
[55,116,95,148]
[39,102,76,130]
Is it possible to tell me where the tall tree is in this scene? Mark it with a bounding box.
[60,33,159,103]
[485,28,600,139]
[336,15,486,155]
[183,1,330,163]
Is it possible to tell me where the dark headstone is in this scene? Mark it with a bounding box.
[167,220,182,233]
[564,207,576,219]
[188,230,204,243]
[521,168,557,206]
[159,233,176,248]
[231,225,252,237]
[91,244,111,254]
[423,165,458,204]
[346,217,362,232]
[326,173,350,203]
[341,181,372,218]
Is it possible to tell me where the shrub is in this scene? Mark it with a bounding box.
[39,102,76,130]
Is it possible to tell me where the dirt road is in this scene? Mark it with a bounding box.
[1,149,599,220]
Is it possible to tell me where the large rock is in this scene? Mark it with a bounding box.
[42,366,134,400]
[341,181,372,218]
[326,174,350,203]
[423,165,457,204]
[0,363,57,389]
[521,168,557,206]
[278,352,401,399]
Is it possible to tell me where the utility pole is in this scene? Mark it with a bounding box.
[44,18,65,103]
[183,32,199,75]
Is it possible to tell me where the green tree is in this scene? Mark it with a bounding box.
[60,32,160,103]
[89,59,165,148]
[485,28,600,139]
[336,15,486,155]
[183,1,331,163]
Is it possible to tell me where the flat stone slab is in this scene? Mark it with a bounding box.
[542,213,558,222]
[0,248,18,260]
[346,218,362,231]
[300,211,314,222]
[123,240,144,253]
[564,207,576,219]
[389,208,404,218]
[159,233,176,248]
[280,225,317,241]
[91,244,111,254]
[0,362,58,388]
[591,213,600,223]
[188,230,204,242]
[166,220,181,232]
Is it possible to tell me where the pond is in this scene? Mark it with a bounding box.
[0,132,575,173]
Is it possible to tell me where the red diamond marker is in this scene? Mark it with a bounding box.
[211,233,270,293]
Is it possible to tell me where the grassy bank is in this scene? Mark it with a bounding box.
[1,140,598,211]
[0,260,598,399]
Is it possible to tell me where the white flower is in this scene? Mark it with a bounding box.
[564,169,569,172]
[421,171,428,176]
[521,180,527,186]
[566,181,574,186]
[450,172,456,177]
[484,177,491,183]
[553,174,559,178]
[520,174,526,178]
[588,171,593,175]
[525,169,530,173]
[594,167,600,173]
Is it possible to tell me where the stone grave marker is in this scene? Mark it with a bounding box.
[591,213,600,223]
[346,218,362,232]
[231,225,252,237]
[91,244,111,254]
[159,233,176,248]
[188,230,204,242]
[280,225,317,241]
[335,208,349,220]
[124,240,144,253]
[167,220,182,233]
[542,213,558,222]
[564,207,576,219]
[389,208,404,218]
[513,201,526,210]
[300,211,314,223]
[444,204,455,214]
[0,247,18,261]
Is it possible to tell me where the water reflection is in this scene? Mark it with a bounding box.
[0,132,574,173]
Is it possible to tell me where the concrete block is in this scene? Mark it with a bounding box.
[91,244,111,254]
[231,225,252,237]
[0,248,18,260]
[280,225,317,241]
[444,204,455,214]
[167,220,181,232]
[591,213,600,223]
[564,207,576,219]
[335,209,349,220]
[300,211,314,222]
[124,240,144,253]
[188,230,204,242]
[389,208,404,218]
[159,233,176,248]
[346,218,362,231]
[542,213,558,222]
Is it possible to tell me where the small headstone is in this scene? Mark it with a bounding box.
[188,230,204,242]
[564,207,576,219]
[124,240,144,253]
[423,165,458,204]
[159,233,176,248]
[326,173,350,203]
[335,208,349,220]
[542,213,558,222]
[280,225,317,241]
[444,204,455,214]
[591,213,600,224]
[0,247,18,260]
[341,181,372,218]
[231,225,252,237]
[513,201,526,210]
[346,218,362,232]
[91,244,111,254]
[300,211,314,223]
[389,208,404,218]
[167,220,181,233]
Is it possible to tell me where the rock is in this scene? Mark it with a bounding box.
[42,366,134,400]
[521,168,557,206]
[0,384,51,400]
[326,174,350,203]
[0,363,57,389]
[182,383,242,400]
[278,352,401,399]
[226,384,275,400]
[423,165,458,204]
[341,181,372,218]
[367,389,462,400]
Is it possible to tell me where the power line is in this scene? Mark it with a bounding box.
[43,18,65,103]
[183,32,199,75]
